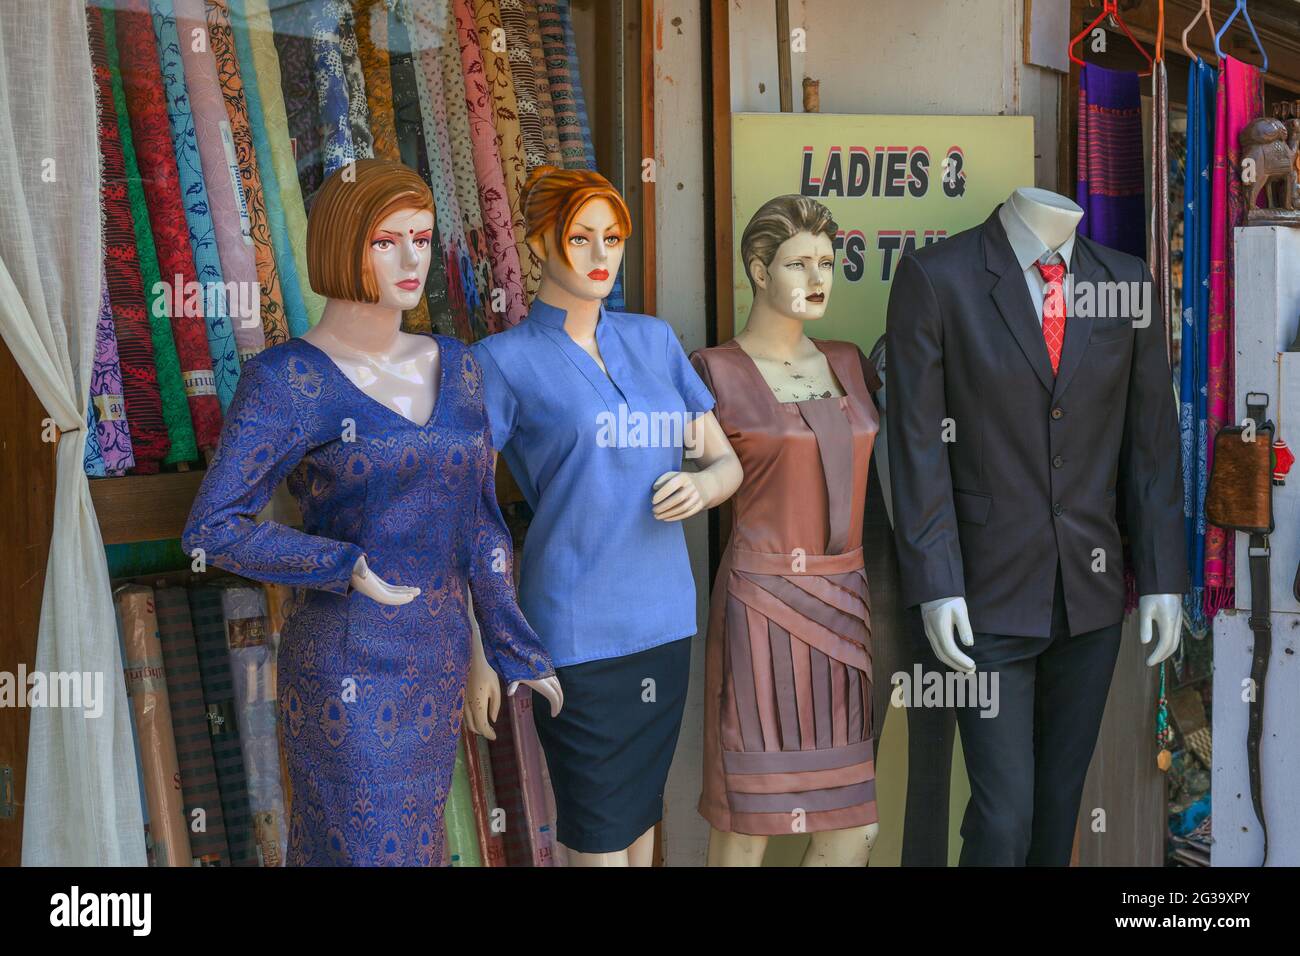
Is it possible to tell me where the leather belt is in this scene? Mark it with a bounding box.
[730,546,865,576]
[1247,531,1271,864]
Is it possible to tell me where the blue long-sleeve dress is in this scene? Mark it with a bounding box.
[183,335,554,866]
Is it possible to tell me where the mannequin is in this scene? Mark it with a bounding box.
[885,185,1187,866]
[184,159,558,866]
[470,166,742,866]
[694,195,881,867]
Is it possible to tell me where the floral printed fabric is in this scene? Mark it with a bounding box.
[87,277,136,475]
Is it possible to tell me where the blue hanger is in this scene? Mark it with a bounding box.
[1214,0,1269,73]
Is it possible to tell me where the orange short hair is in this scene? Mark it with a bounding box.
[521,165,632,267]
[307,159,435,303]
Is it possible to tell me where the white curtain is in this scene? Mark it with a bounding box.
[0,0,145,865]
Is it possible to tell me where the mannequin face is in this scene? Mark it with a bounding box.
[366,206,435,310]
[750,230,835,321]
[529,197,625,303]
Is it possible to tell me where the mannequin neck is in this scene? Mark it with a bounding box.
[739,293,811,360]
[311,298,404,356]
[536,279,602,337]
[1005,187,1083,254]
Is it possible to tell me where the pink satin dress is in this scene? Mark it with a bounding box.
[691,338,880,835]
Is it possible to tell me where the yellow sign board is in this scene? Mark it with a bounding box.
[730,113,1036,351]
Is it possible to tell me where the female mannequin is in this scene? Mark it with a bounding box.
[693,195,881,866]
[470,165,742,866]
[183,159,560,866]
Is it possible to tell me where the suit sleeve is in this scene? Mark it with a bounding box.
[1121,260,1189,596]
[885,254,966,607]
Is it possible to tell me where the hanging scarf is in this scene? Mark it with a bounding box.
[1150,60,1171,365]
[336,0,376,160]
[171,0,266,362]
[87,5,168,472]
[117,0,221,452]
[1206,54,1265,614]
[1180,58,1215,631]
[499,0,547,170]
[559,0,595,170]
[267,0,324,201]
[454,0,526,330]
[229,0,309,337]
[534,1,584,168]
[106,5,199,466]
[312,0,359,176]
[525,0,563,165]
[239,0,326,325]
[474,0,538,306]
[356,0,438,336]
[398,0,487,341]
[88,277,136,475]
[151,0,241,411]
[207,0,291,347]
[1075,63,1146,258]
[386,1,459,338]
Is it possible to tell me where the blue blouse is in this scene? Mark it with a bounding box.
[472,301,716,666]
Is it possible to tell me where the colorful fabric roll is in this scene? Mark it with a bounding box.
[171,0,267,363]
[116,0,222,452]
[484,702,531,865]
[88,276,135,475]
[240,0,326,325]
[445,735,482,866]
[472,0,536,310]
[88,5,168,473]
[207,0,291,348]
[1206,54,1264,612]
[229,0,309,338]
[312,0,359,176]
[151,0,242,412]
[355,0,435,337]
[454,0,526,330]
[535,2,584,168]
[1075,63,1146,258]
[559,0,595,170]
[155,586,231,865]
[84,401,105,478]
[116,584,194,867]
[499,0,548,170]
[105,5,198,467]
[398,0,486,341]
[189,584,257,866]
[267,0,324,202]
[218,584,286,867]
[1180,58,1215,631]
[336,0,376,161]
[525,0,563,165]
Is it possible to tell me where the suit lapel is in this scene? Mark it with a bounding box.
[1051,236,1103,402]
[984,210,1055,395]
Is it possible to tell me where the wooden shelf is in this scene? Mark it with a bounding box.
[89,472,301,545]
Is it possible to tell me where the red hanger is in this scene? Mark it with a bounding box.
[1069,0,1155,77]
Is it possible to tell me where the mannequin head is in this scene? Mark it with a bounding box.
[522,165,631,306]
[307,159,435,312]
[741,195,837,321]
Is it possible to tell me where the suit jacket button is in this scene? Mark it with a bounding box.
[1053,502,1063,516]
[1051,407,1064,420]
[1052,455,1064,468]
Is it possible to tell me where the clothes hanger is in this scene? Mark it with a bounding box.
[1214,0,1269,73]
[1154,0,1165,64]
[1069,0,1154,77]
[1181,0,1216,63]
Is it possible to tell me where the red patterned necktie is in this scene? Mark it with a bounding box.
[1036,260,1068,375]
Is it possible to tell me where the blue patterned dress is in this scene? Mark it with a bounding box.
[183,334,553,866]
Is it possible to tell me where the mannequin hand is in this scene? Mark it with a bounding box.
[651,470,708,522]
[507,675,564,717]
[920,596,976,673]
[1138,593,1182,666]
[350,555,420,605]
[464,631,502,739]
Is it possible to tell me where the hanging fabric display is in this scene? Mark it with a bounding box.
[151,0,242,412]
[207,0,291,347]
[499,0,548,171]
[89,6,166,471]
[106,5,199,467]
[336,0,377,161]
[454,0,527,329]
[171,0,266,363]
[1150,59,1171,365]
[88,278,136,475]
[229,0,309,338]
[1205,54,1265,614]
[267,0,324,203]
[473,0,538,305]
[1076,63,1147,259]
[535,1,584,168]
[526,0,563,165]
[312,0,360,176]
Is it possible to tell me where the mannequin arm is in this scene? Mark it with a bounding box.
[652,411,742,521]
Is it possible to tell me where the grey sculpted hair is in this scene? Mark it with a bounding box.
[740,194,838,294]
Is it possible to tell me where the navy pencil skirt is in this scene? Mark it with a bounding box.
[532,636,692,854]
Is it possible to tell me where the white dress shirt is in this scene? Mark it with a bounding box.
[998,201,1076,326]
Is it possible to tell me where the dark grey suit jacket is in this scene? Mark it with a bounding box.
[885,207,1187,638]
